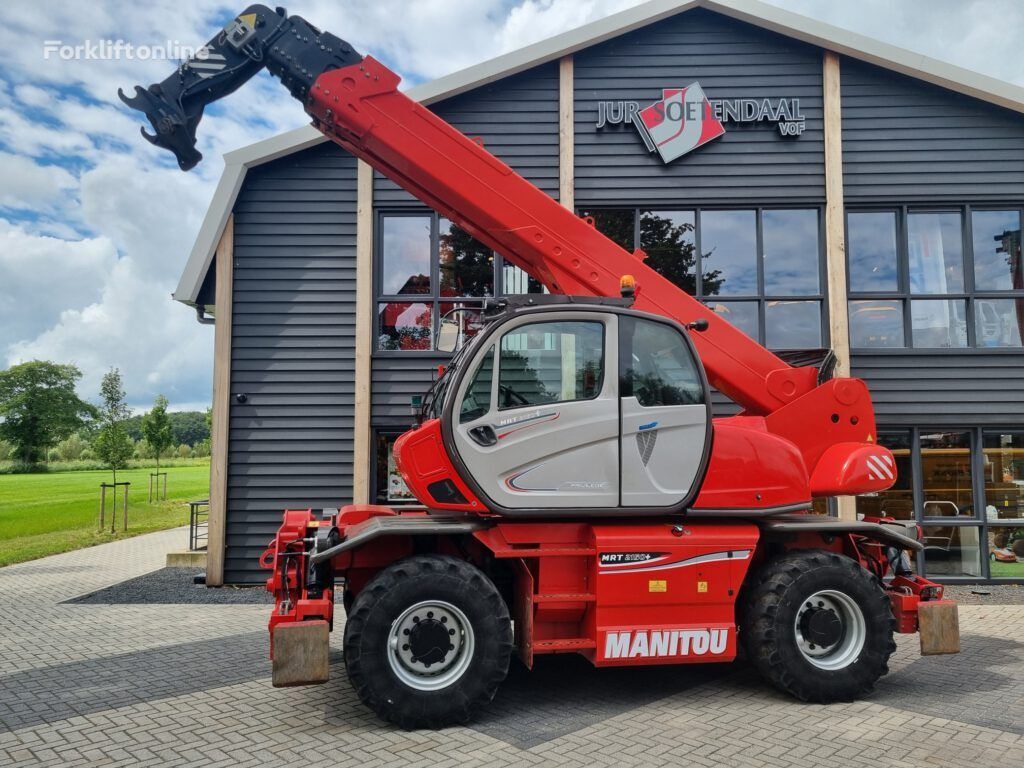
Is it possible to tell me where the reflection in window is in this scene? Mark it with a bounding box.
[375,432,415,504]
[762,209,819,295]
[640,210,697,294]
[849,299,904,348]
[922,524,982,577]
[706,301,759,341]
[503,263,546,294]
[988,527,1024,578]
[381,216,431,295]
[765,300,821,349]
[920,431,973,517]
[848,211,899,292]
[579,209,635,251]
[377,302,432,351]
[855,432,913,520]
[498,321,604,408]
[907,212,964,294]
[460,346,494,423]
[972,210,1022,291]
[983,432,1024,523]
[910,299,967,347]
[975,298,1024,347]
[620,317,703,407]
[700,210,757,296]
[438,219,493,297]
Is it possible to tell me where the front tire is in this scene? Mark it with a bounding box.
[343,555,513,728]
[742,549,895,702]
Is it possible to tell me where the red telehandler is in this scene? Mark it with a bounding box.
[123,5,959,728]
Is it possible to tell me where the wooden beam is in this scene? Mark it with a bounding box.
[352,161,373,505]
[207,213,233,586]
[823,50,856,522]
[559,55,574,211]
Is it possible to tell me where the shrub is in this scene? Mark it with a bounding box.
[0,440,12,461]
[47,448,61,462]
[176,443,192,459]
[55,433,88,461]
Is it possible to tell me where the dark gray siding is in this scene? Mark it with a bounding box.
[574,8,825,206]
[375,62,560,204]
[841,58,1024,202]
[852,353,1024,427]
[227,142,357,583]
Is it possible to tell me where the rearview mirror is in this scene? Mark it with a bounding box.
[437,318,461,353]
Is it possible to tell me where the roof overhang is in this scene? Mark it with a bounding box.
[174,0,1024,307]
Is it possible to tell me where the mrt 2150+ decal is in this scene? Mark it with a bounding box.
[595,82,806,163]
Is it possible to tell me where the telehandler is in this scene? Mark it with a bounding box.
[123,5,959,728]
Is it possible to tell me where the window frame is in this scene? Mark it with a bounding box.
[846,204,1024,353]
[375,210,500,356]
[578,205,830,350]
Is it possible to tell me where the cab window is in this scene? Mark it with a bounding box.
[498,321,604,408]
[459,346,494,423]
[620,317,704,406]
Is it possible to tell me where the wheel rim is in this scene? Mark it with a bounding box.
[387,600,475,691]
[793,589,866,670]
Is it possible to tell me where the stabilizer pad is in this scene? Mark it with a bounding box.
[272,620,330,687]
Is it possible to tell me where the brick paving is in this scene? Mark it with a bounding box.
[1,528,1022,767]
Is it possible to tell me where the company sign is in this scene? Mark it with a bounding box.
[595,83,806,163]
[603,627,730,659]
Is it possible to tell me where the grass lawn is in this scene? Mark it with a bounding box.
[0,464,210,567]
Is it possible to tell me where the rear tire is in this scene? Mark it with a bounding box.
[343,555,513,728]
[742,549,895,702]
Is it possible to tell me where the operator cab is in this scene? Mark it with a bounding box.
[422,295,712,514]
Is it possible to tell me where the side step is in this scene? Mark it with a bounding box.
[534,638,597,652]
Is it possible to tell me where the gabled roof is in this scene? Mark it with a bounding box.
[174,0,1024,307]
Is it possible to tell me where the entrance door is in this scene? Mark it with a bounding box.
[452,313,620,509]
[618,316,709,507]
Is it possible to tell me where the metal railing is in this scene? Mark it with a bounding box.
[189,499,210,551]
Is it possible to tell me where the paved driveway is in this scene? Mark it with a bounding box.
[1,529,1022,767]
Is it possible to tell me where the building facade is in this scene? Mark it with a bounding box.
[176,0,1024,585]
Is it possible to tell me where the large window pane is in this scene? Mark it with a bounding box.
[849,299,904,348]
[975,298,1024,347]
[855,432,913,520]
[988,527,1024,577]
[920,431,974,518]
[579,209,635,250]
[922,525,982,577]
[848,211,899,292]
[765,300,821,349]
[438,219,493,297]
[983,432,1024,523]
[907,212,964,294]
[762,209,820,295]
[639,210,696,294]
[705,300,759,341]
[376,433,415,503]
[377,301,432,351]
[910,299,967,347]
[460,346,494,423]
[381,216,431,295]
[498,321,604,408]
[972,210,1022,291]
[700,210,757,296]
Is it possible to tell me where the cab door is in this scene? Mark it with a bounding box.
[452,312,619,509]
[618,316,709,507]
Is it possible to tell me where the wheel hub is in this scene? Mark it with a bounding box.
[793,589,867,670]
[387,600,475,691]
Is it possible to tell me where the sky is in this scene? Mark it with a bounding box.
[1,0,1021,411]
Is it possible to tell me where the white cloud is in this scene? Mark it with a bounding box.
[0,152,77,211]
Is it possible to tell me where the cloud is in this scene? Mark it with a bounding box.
[0,151,77,212]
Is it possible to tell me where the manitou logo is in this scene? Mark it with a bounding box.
[596,85,806,163]
[603,628,729,659]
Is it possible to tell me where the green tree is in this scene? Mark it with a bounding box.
[0,361,95,465]
[55,433,88,461]
[142,394,174,474]
[93,369,134,485]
